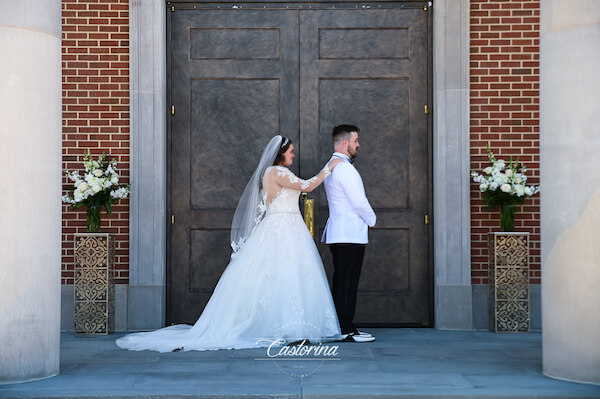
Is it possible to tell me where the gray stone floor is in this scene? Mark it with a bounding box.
[1,329,599,398]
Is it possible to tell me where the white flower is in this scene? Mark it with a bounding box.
[514,184,525,197]
[62,195,74,204]
[68,172,81,182]
[64,153,130,206]
[110,187,130,199]
[514,173,525,184]
[87,176,101,188]
[473,151,539,201]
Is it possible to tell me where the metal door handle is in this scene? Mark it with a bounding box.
[301,192,314,238]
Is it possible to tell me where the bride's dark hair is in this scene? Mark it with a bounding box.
[273,137,292,165]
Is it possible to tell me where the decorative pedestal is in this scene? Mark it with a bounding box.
[73,233,115,335]
[488,232,530,333]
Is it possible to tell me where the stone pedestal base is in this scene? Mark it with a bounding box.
[488,233,530,333]
[74,233,115,335]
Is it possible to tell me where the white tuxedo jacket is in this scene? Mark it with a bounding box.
[321,153,376,244]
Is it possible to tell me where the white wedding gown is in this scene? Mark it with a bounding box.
[116,166,341,352]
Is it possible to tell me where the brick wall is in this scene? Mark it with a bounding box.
[470,0,541,285]
[61,0,130,285]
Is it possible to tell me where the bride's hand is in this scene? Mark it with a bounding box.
[328,158,344,171]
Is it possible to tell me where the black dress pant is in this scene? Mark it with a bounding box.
[329,243,366,335]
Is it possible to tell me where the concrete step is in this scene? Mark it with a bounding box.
[0,329,598,399]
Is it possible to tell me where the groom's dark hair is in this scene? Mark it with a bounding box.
[332,125,360,147]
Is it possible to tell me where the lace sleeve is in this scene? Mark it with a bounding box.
[273,165,331,192]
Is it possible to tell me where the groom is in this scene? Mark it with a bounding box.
[322,125,376,343]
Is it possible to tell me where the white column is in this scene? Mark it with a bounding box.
[127,0,167,330]
[433,0,473,330]
[540,0,600,385]
[0,0,62,384]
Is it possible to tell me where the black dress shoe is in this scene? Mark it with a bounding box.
[342,333,375,343]
[286,339,312,346]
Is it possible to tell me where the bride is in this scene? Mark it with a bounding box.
[116,135,344,352]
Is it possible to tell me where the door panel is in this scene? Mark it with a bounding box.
[168,5,431,326]
[168,8,300,324]
[299,8,430,325]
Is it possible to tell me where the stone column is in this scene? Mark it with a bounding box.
[0,1,62,384]
[127,0,167,330]
[540,0,600,385]
[433,0,473,330]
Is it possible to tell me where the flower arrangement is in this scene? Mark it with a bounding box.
[62,151,130,232]
[471,147,540,231]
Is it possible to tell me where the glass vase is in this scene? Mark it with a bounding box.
[86,204,101,233]
[500,203,516,232]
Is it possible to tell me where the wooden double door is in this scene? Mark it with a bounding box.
[167,2,433,326]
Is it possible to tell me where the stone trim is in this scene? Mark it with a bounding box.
[432,0,473,329]
[127,0,167,329]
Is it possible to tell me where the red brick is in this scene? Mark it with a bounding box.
[490,25,512,31]
[78,11,99,17]
[88,4,110,10]
[512,10,533,16]
[489,54,510,60]
[501,17,523,24]
[501,2,523,9]
[89,33,110,39]
[79,25,99,32]
[511,24,533,31]
[481,3,501,10]
[481,32,500,39]
[79,54,99,61]
[65,3,87,10]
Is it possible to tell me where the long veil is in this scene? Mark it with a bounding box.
[230,135,283,257]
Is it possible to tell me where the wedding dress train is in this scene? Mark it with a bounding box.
[116,166,341,352]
